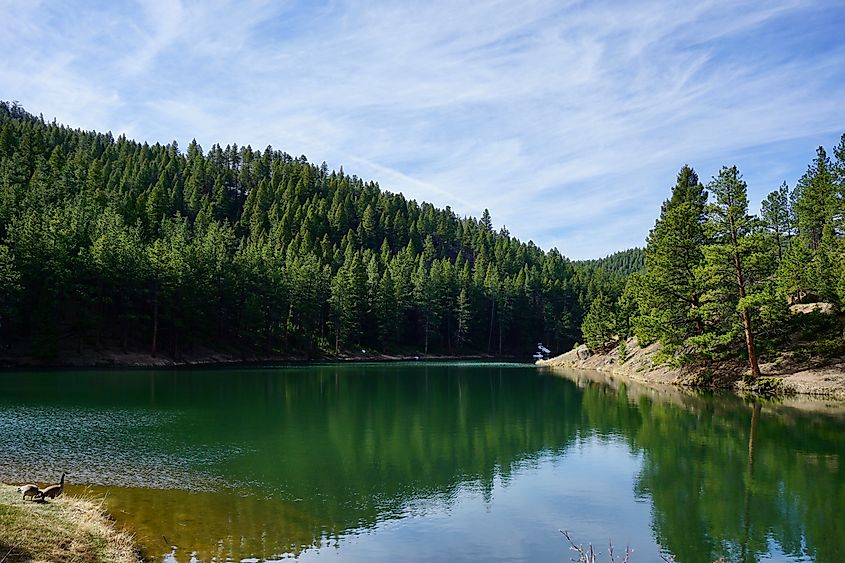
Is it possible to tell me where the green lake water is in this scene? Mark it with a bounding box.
[1,362,843,562]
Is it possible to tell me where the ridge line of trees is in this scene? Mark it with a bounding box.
[0,101,635,360]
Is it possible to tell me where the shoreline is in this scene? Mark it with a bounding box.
[536,337,845,400]
[0,348,522,370]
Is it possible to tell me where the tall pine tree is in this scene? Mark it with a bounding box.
[634,165,708,346]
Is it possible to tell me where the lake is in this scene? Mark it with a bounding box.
[1,362,843,562]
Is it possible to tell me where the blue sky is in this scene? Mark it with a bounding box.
[2,0,844,259]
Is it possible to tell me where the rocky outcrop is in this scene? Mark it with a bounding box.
[576,345,591,360]
[789,302,835,315]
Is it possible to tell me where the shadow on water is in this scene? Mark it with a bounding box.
[1,363,844,562]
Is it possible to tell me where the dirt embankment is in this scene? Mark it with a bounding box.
[0,483,140,562]
[537,337,845,400]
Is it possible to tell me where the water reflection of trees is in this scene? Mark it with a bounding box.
[3,366,844,562]
[206,364,586,536]
[2,365,587,560]
[571,371,845,563]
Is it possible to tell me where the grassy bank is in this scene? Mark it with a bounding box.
[0,484,139,563]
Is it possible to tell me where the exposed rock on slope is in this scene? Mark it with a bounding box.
[537,337,695,386]
[537,337,845,399]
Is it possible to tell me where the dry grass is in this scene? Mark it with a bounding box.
[0,484,140,563]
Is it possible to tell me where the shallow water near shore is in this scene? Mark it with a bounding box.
[1,362,844,562]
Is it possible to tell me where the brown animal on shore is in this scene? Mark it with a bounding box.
[39,473,65,500]
[18,484,42,501]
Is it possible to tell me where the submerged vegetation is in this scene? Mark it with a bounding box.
[581,139,845,377]
[0,102,630,361]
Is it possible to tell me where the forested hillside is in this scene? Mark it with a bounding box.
[0,102,626,361]
[577,248,644,278]
[582,142,845,376]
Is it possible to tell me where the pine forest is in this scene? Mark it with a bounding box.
[1,101,843,372]
[0,102,626,361]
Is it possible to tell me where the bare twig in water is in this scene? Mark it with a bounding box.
[560,530,632,563]
[562,531,724,562]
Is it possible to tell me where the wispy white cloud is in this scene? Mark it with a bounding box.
[1,0,844,258]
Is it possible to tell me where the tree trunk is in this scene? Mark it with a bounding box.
[446,313,452,353]
[692,294,704,335]
[487,299,495,353]
[498,321,502,355]
[741,307,760,376]
[217,284,225,344]
[284,303,293,353]
[237,289,246,361]
[265,308,273,355]
[733,250,760,377]
[96,281,105,350]
[151,284,159,357]
[122,319,129,353]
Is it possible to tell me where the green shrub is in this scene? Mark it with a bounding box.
[686,370,714,387]
[743,375,790,397]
